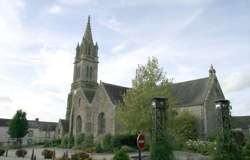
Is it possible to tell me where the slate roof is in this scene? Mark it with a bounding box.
[101,77,212,107]
[171,77,210,107]
[84,89,96,103]
[102,82,129,104]
[59,119,69,132]
[0,118,57,131]
[232,116,250,129]
[0,118,10,127]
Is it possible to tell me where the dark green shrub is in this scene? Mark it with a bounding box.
[170,112,198,141]
[16,149,27,157]
[0,147,5,156]
[61,135,69,148]
[112,150,130,160]
[95,143,104,153]
[42,149,54,159]
[69,135,74,148]
[150,133,173,160]
[76,133,85,146]
[244,138,250,160]
[71,152,89,160]
[103,133,113,152]
[113,134,137,149]
[214,129,243,160]
[82,135,94,150]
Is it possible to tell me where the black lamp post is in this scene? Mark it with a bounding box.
[215,99,231,131]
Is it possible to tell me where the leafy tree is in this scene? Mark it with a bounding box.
[243,138,250,160]
[117,57,175,134]
[170,112,198,141]
[8,110,28,147]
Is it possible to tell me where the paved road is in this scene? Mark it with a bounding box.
[0,147,148,160]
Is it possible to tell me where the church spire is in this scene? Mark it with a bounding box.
[209,64,216,78]
[83,16,93,42]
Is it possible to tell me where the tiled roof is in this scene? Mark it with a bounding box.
[232,116,250,129]
[0,118,57,131]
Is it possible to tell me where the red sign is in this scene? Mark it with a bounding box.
[137,134,145,149]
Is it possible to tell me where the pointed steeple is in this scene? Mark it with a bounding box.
[83,16,93,42]
[209,64,216,78]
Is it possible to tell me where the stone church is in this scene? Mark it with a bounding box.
[56,17,226,140]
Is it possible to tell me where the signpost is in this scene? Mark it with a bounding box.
[137,134,145,160]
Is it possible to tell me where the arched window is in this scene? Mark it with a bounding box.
[76,115,82,135]
[98,112,105,134]
[88,44,91,55]
[86,65,89,80]
[90,66,93,80]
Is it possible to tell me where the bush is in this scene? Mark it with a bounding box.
[214,129,243,160]
[243,138,250,160]
[61,135,69,148]
[86,146,95,153]
[103,133,113,152]
[185,139,216,155]
[69,135,75,148]
[170,112,198,141]
[76,133,85,146]
[0,147,5,156]
[112,150,130,160]
[42,149,55,159]
[71,152,89,160]
[16,149,27,157]
[113,134,137,149]
[82,135,94,150]
[95,143,104,153]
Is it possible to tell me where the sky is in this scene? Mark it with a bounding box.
[0,0,249,122]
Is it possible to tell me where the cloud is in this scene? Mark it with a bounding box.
[60,0,94,5]
[222,72,250,93]
[48,5,62,14]
[0,96,12,103]
[111,42,127,53]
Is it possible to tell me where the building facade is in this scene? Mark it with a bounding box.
[59,17,229,140]
[0,118,57,146]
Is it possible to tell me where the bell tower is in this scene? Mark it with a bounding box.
[71,16,99,91]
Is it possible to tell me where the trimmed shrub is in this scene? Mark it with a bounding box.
[0,147,5,156]
[42,149,55,159]
[16,149,27,157]
[71,152,89,160]
[103,133,113,152]
[113,134,137,149]
[69,135,74,148]
[112,150,130,160]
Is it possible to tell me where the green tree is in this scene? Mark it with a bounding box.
[8,110,28,147]
[170,112,198,141]
[117,57,175,134]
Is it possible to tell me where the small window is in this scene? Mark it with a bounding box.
[78,98,81,107]
[28,130,33,137]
